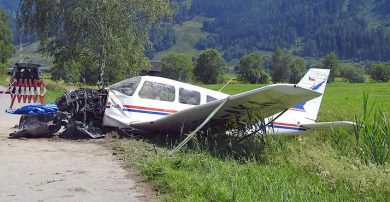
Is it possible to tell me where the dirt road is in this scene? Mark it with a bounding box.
[0,86,153,202]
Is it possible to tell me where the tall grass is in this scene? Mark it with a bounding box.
[353,94,390,165]
[329,94,390,165]
[113,139,371,201]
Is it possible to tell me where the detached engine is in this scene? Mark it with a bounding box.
[10,88,109,139]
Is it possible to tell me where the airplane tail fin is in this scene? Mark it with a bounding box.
[295,68,330,123]
[271,69,330,130]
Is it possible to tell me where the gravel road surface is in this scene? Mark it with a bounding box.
[0,86,153,202]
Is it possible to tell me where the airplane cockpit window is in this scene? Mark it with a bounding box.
[207,95,217,103]
[139,81,175,102]
[179,88,200,105]
[109,77,141,96]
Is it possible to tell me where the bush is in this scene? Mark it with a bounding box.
[161,52,193,82]
[194,49,224,84]
[320,52,340,82]
[289,57,307,83]
[236,53,270,84]
[0,62,7,75]
[51,60,81,83]
[368,63,390,82]
[340,65,365,83]
[269,49,292,83]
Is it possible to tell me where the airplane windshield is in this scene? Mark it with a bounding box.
[108,77,141,96]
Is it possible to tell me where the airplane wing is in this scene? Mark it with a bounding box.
[130,84,321,133]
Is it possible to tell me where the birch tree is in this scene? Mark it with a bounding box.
[18,0,172,84]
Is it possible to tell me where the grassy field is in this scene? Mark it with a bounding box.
[114,81,390,201]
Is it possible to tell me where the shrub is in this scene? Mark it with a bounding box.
[194,49,224,84]
[269,49,291,83]
[51,60,81,83]
[236,53,270,84]
[161,52,193,82]
[340,65,365,83]
[320,52,340,82]
[289,57,307,83]
[368,63,390,82]
[0,62,7,75]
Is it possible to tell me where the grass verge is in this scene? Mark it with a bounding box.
[113,135,389,201]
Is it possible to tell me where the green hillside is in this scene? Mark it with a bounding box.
[154,17,209,60]
[9,42,53,69]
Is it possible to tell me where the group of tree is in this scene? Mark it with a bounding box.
[319,52,366,83]
[234,49,310,85]
[161,48,308,85]
[338,63,390,83]
[18,0,172,84]
[0,10,14,74]
[236,50,390,84]
[160,48,390,85]
[160,49,224,84]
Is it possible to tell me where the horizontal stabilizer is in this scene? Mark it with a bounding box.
[301,121,355,130]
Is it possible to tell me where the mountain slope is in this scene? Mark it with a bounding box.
[182,0,390,61]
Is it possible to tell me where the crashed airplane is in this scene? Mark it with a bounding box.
[9,68,353,138]
[103,68,353,135]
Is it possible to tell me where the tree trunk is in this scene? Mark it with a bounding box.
[99,43,107,86]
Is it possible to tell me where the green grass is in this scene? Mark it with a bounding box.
[154,17,210,60]
[114,81,390,201]
[114,140,374,201]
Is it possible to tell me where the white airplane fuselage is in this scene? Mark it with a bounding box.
[103,76,229,129]
[102,68,339,136]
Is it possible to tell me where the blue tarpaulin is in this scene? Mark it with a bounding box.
[7,103,58,115]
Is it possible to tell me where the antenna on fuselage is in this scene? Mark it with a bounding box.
[218,77,234,92]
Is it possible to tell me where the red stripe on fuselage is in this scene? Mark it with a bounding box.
[272,122,304,128]
[123,105,177,113]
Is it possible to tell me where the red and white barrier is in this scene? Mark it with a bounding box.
[8,79,47,108]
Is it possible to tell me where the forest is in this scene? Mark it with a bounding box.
[187,0,390,61]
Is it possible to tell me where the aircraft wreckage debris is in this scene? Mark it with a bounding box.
[7,69,354,140]
[9,88,108,139]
